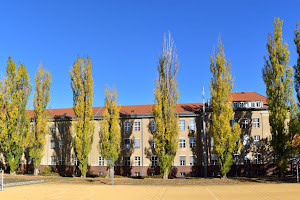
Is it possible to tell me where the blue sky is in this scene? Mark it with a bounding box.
[0,1,299,109]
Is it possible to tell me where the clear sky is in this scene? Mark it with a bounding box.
[0,1,300,109]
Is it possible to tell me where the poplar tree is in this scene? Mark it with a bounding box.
[153,33,179,179]
[210,37,241,179]
[262,17,294,177]
[70,56,94,178]
[0,57,31,174]
[28,64,52,176]
[294,22,300,105]
[98,86,121,178]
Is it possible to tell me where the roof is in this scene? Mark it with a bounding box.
[27,92,267,118]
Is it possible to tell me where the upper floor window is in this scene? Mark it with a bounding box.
[253,118,260,128]
[180,156,186,166]
[179,120,185,131]
[233,154,239,165]
[59,140,64,149]
[254,153,261,164]
[51,140,55,149]
[59,156,64,165]
[134,156,140,166]
[134,138,140,148]
[211,154,218,165]
[150,120,155,131]
[211,137,214,147]
[189,137,196,148]
[125,121,131,132]
[190,155,196,166]
[189,120,195,130]
[73,156,78,166]
[124,138,130,149]
[242,118,248,129]
[99,156,104,166]
[254,135,260,146]
[50,124,56,134]
[59,123,64,134]
[134,121,140,131]
[51,156,56,165]
[179,138,185,148]
[243,135,250,146]
[151,155,158,166]
[151,139,155,149]
[244,153,250,164]
[124,156,130,166]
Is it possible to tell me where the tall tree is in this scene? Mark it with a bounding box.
[294,22,300,105]
[98,86,121,178]
[210,37,241,179]
[28,64,52,176]
[262,17,294,177]
[153,33,179,179]
[0,57,31,174]
[70,56,94,178]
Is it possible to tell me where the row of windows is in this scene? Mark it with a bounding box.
[50,140,64,149]
[233,101,263,109]
[210,135,261,147]
[50,124,65,134]
[210,153,262,165]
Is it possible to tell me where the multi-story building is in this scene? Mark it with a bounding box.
[2,92,276,177]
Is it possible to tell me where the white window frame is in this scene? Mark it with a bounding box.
[242,118,248,129]
[211,137,214,147]
[58,155,64,165]
[190,155,196,166]
[134,156,140,166]
[211,154,218,165]
[151,155,158,166]
[151,139,155,149]
[51,156,56,165]
[134,121,140,132]
[51,140,55,149]
[134,138,140,148]
[73,156,78,166]
[124,156,130,166]
[99,156,104,166]
[253,118,260,128]
[254,135,260,146]
[179,156,186,166]
[254,153,261,164]
[243,135,250,146]
[189,120,195,130]
[244,153,250,164]
[179,138,185,148]
[189,137,196,148]
[124,138,130,149]
[179,120,185,131]
[50,124,56,134]
[125,121,131,132]
[233,154,239,165]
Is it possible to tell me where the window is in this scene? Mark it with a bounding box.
[243,135,250,146]
[51,140,55,149]
[134,156,140,166]
[233,102,238,108]
[151,139,155,149]
[189,137,196,148]
[50,124,56,134]
[134,121,140,131]
[189,120,195,130]
[242,118,248,129]
[99,156,104,166]
[59,140,64,149]
[124,156,130,166]
[124,138,130,149]
[244,153,250,164]
[233,154,239,165]
[180,156,186,166]
[150,120,155,131]
[211,154,218,165]
[135,172,140,176]
[151,155,158,166]
[254,153,261,164]
[125,121,131,132]
[59,156,64,165]
[179,138,185,148]
[253,118,260,128]
[190,155,196,166]
[179,120,185,131]
[254,135,260,146]
[73,156,78,166]
[134,138,140,148]
[27,157,33,165]
[230,119,235,127]
[51,156,56,165]
[180,172,186,177]
[211,137,214,147]
[59,123,64,134]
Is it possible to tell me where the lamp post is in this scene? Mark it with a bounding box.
[203,86,207,177]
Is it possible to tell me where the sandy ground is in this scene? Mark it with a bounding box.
[1,183,300,200]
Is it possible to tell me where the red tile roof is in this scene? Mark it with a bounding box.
[27,92,267,118]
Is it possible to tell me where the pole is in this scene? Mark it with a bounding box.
[141,119,144,176]
[112,163,114,185]
[297,161,299,183]
[1,170,3,191]
[203,86,207,177]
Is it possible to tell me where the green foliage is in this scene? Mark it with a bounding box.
[70,56,94,177]
[43,166,52,174]
[0,57,31,173]
[28,64,52,176]
[294,22,300,106]
[152,33,179,179]
[262,17,294,176]
[98,86,121,164]
[210,37,241,178]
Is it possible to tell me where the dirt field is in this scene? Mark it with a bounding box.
[1,182,300,200]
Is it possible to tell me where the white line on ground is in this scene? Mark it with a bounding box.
[206,187,219,200]
[160,189,168,200]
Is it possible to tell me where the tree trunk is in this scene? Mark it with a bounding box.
[279,168,285,178]
[221,174,227,179]
[34,168,39,176]
[163,168,169,179]
[10,171,16,175]
[106,167,113,178]
[80,174,86,178]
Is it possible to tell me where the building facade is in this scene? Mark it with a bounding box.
[1,92,279,177]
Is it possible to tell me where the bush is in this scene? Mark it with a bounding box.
[43,167,51,174]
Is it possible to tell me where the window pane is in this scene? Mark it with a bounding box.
[134,138,140,148]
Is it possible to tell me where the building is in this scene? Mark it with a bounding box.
[2,92,277,177]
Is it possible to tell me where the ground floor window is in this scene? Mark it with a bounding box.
[180,156,186,166]
[151,155,158,166]
[134,156,140,166]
